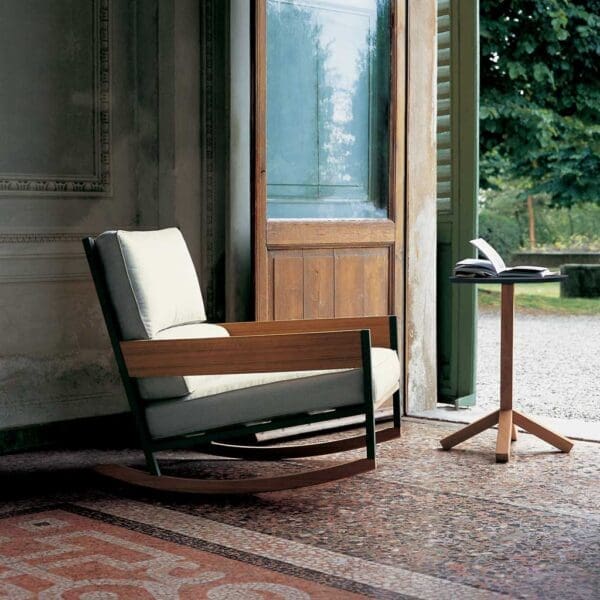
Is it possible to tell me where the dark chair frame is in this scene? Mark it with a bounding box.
[83,236,401,494]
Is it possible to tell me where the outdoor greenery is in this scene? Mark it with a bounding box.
[480,0,599,207]
[479,0,600,254]
[478,191,522,258]
[479,189,600,256]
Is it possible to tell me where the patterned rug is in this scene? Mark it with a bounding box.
[0,506,365,599]
[0,418,598,599]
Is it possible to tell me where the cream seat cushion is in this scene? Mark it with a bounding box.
[137,323,230,400]
[145,346,400,439]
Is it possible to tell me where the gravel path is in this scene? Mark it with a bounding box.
[477,310,600,422]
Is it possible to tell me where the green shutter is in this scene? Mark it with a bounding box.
[436,0,479,407]
[437,0,452,212]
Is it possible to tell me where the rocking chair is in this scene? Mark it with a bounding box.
[83,228,401,494]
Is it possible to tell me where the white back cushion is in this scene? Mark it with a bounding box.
[95,228,215,399]
[95,228,206,340]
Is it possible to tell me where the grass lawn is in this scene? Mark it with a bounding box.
[478,282,600,315]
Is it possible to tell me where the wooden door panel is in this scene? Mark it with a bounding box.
[303,249,335,319]
[334,250,365,317]
[267,220,396,247]
[364,248,390,315]
[335,248,389,317]
[269,247,390,320]
[272,250,304,320]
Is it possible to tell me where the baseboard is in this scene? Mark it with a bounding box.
[0,412,136,455]
[0,408,399,454]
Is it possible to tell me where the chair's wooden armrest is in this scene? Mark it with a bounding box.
[219,316,396,348]
[120,330,367,378]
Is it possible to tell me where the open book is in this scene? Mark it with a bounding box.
[454,239,556,278]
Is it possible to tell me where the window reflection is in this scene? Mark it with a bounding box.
[267,0,391,219]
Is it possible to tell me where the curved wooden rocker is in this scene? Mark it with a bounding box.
[95,458,376,495]
[200,426,401,460]
[94,425,400,494]
[83,230,402,494]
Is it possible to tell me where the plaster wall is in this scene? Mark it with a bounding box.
[0,0,212,437]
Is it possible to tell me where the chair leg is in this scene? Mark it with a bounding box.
[360,330,377,461]
[392,389,402,431]
[143,447,161,476]
[94,459,376,494]
[364,400,377,461]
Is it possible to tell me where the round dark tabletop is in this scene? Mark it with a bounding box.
[450,275,566,284]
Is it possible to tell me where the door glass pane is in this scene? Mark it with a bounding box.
[266,0,391,219]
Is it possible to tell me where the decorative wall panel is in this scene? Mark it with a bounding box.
[0,0,216,441]
[0,235,89,284]
[0,0,141,443]
[0,0,111,195]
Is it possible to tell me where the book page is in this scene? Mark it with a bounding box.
[470,238,506,273]
[502,266,552,276]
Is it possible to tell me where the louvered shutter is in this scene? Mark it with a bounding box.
[436,0,479,408]
[437,0,451,212]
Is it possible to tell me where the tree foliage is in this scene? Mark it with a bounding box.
[480,0,600,207]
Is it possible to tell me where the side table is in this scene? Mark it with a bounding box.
[440,275,574,463]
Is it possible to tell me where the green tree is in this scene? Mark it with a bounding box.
[480,0,600,208]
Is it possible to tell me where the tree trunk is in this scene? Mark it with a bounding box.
[567,206,574,237]
[527,195,536,249]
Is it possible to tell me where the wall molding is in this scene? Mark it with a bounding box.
[0,234,91,283]
[0,0,112,196]
[0,252,89,284]
[0,226,158,244]
[200,0,216,319]
[0,233,90,244]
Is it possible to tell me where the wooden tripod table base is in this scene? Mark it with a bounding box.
[442,278,574,463]
[440,408,574,463]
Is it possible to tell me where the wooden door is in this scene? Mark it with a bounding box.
[253,0,405,321]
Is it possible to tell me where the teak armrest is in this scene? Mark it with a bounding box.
[220,316,395,348]
[121,330,367,378]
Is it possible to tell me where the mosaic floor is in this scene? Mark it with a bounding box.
[0,507,361,599]
[0,419,598,599]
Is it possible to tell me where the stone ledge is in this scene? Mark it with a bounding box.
[512,251,600,268]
